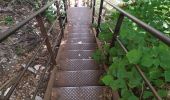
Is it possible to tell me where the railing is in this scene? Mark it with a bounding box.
[91,0,170,100]
[0,0,67,99]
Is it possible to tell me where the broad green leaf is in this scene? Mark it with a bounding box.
[158,89,167,97]
[98,31,113,42]
[141,54,153,67]
[101,75,114,86]
[100,23,110,31]
[152,59,160,67]
[110,79,121,90]
[121,89,132,98]
[92,50,104,63]
[164,70,170,82]
[128,94,138,100]
[152,79,164,87]
[126,49,142,64]
[117,61,127,79]
[128,78,141,88]
[149,69,162,80]
[109,47,117,56]
[143,91,153,99]
[103,44,110,54]
[158,45,170,69]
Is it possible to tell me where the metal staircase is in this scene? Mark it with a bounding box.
[51,7,112,100]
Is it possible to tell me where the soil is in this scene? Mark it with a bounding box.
[0,0,58,99]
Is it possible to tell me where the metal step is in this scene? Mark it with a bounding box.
[68,29,91,33]
[60,50,95,59]
[62,43,97,50]
[67,25,90,31]
[54,70,104,87]
[67,37,95,39]
[68,25,90,29]
[51,86,112,100]
[67,33,94,38]
[67,38,96,43]
[58,59,100,71]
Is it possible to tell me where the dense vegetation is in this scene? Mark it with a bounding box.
[93,0,170,99]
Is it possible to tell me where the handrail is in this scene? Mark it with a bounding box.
[31,17,58,99]
[0,0,57,42]
[0,0,67,99]
[105,0,170,46]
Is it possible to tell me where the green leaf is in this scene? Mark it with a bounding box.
[117,61,127,79]
[152,79,164,87]
[128,76,141,88]
[152,58,160,67]
[100,23,110,31]
[128,94,138,100]
[141,54,153,67]
[92,50,104,63]
[143,91,153,99]
[164,70,170,82]
[158,89,167,97]
[149,68,162,80]
[103,44,110,53]
[109,47,117,56]
[108,62,118,76]
[127,69,141,88]
[121,89,132,98]
[126,49,142,64]
[110,79,120,90]
[158,45,170,69]
[5,16,13,25]
[101,75,114,86]
[99,31,113,42]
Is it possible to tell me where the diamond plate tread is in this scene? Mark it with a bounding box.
[67,36,95,40]
[51,86,113,100]
[67,38,96,43]
[60,50,95,59]
[68,29,91,33]
[58,59,100,71]
[54,70,104,87]
[67,33,94,38]
[68,25,90,29]
[62,43,97,50]
[67,24,90,31]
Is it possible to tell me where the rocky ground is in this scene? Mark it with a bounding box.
[0,0,58,99]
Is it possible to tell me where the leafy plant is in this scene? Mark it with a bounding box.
[44,6,57,23]
[93,0,170,99]
[5,16,13,25]
[15,46,23,55]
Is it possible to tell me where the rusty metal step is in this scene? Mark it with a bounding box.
[58,59,100,71]
[60,50,94,59]
[67,33,94,38]
[68,25,90,29]
[68,28,91,33]
[67,37,95,40]
[68,25,91,31]
[51,86,112,100]
[67,38,96,43]
[54,70,104,87]
[62,43,97,50]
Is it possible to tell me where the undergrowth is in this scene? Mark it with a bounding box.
[93,0,170,99]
